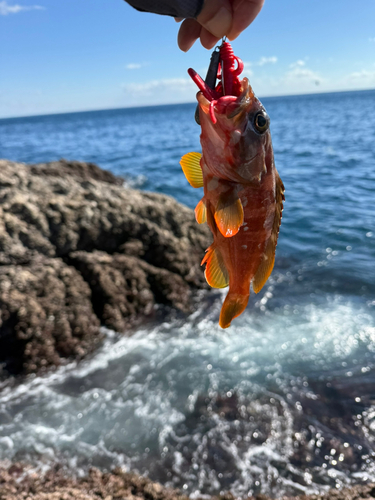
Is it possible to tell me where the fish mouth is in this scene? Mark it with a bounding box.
[227,79,254,120]
[196,78,255,125]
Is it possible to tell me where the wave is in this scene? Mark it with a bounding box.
[0,294,374,497]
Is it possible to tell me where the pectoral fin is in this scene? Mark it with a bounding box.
[252,173,285,293]
[195,198,207,224]
[214,193,244,238]
[201,245,229,289]
[180,152,203,188]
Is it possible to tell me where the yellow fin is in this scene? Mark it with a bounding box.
[214,194,244,238]
[252,253,275,294]
[252,172,285,293]
[180,152,203,188]
[195,198,207,224]
[201,245,229,289]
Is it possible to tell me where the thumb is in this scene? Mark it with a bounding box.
[196,0,232,39]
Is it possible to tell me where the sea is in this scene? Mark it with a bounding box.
[0,89,374,498]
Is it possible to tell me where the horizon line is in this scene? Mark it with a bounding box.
[0,87,374,121]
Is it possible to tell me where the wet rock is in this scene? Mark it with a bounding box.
[0,256,101,375]
[157,384,375,496]
[30,159,123,185]
[0,159,211,376]
[0,463,374,500]
[289,375,375,476]
[293,483,375,500]
[68,250,193,332]
[0,464,190,500]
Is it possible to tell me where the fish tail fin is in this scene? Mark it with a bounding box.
[219,290,249,329]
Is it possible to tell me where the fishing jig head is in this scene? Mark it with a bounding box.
[188,40,244,125]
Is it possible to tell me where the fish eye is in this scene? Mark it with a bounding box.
[254,112,269,133]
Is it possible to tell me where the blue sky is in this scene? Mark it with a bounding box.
[0,0,374,118]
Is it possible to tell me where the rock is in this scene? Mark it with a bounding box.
[0,463,374,500]
[0,159,211,376]
[68,250,193,333]
[30,159,123,186]
[0,464,191,500]
[0,256,101,375]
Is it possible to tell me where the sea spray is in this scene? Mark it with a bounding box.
[0,291,374,497]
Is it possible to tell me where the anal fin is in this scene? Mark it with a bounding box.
[214,193,244,238]
[180,152,203,188]
[201,245,229,289]
[252,172,285,293]
[195,198,207,224]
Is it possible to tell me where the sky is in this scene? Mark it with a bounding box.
[0,0,374,118]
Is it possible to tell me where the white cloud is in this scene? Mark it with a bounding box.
[0,1,44,15]
[121,77,196,105]
[289,60,306,69]
[241,56,277,78]
[243,56,277,70]
[245,58,325,97]
[126,63,142,70]
[285,60,322,86]
[345,69,375,84]
[257,56,278,66]
[123,77,194,95]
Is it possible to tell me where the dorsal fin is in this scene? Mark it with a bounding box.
[195,198,207,224]
[201,245,229,289]
[180,152,203,188]
[214,192,244,238]
[252,172,285,293]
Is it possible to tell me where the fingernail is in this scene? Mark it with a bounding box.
[204,6,232,38]
[178,36,196,52]
[227,32,239,41]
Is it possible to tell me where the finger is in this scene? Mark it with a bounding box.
[196,0,232,39]
[174,17,183,22]
[227,0,264,40]
[178,18,202,52]
[199,27,221,50]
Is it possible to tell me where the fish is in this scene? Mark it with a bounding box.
[180,41,285,329]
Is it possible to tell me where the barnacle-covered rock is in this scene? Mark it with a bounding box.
[0,159,210,376]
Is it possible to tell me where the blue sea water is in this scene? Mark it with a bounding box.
[0,90,375,497]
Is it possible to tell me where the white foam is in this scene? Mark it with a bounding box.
[0,295,374,496]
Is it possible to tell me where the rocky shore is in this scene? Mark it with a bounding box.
[0,159,210,376]
[0,160,372,500]
[0,463,374,500]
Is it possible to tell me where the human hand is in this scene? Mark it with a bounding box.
[176,0,264,51]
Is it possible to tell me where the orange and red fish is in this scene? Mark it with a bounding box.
[180,41,285,328]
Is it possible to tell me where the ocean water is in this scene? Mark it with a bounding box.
[0,90,375,497]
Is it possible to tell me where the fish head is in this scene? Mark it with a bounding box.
[198,78,273,183]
